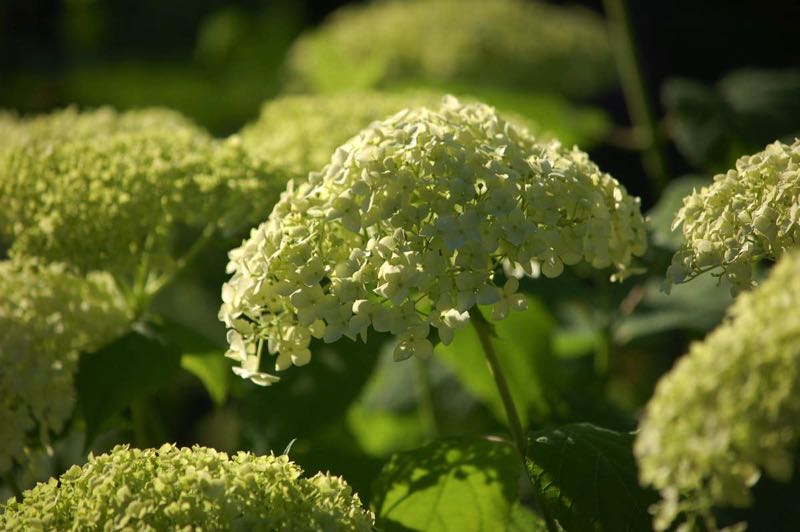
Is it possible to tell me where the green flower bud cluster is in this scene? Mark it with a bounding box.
[220,97,646,385]
[636,249,800,531]
[667,139,800,293]
[0,444,374,531]
[0,107,268,284]
[285,0,615,98]
[0,258,130,474]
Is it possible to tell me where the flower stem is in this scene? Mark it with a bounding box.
[471,309,558,532]
[414,356,439,438]
[604,0,670,194]
[471,312,526,455]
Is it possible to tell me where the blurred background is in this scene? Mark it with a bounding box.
[2,0,800,528]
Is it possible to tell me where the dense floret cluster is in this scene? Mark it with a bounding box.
[667,139,800,293]
[0,107,269,285]
[0,444,374,531]
[285,0,615,98]
[636,249,800,530]
[0,258,130,474]
[220,97,646,385]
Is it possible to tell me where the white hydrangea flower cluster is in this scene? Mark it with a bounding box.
[0,444,374,531]
[636,249,800,531]
[667,139,800,293]
[239,91,538,193]
[220,97,646,385]
[0,107,269,284]
[286,0,615,99]
[0,258,130,474]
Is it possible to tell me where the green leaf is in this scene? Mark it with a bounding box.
[647,175,710,250]
[663,68,800,171]
[75,324,182,444]
[435,298,554,427]
[160,319,231,406]
[525,423,657,532]
[614,274,733,343]
[373,437,541,531]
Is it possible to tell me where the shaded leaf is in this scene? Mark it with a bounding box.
[76,324,182,444]
[160,319,231,406]
[663,68,800,171]
[525,423,657,532]
[647,175,710,250]
[614,275,732,343]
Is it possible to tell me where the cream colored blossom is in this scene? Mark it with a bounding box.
[285,0,615,98]
[220,97,646,385]
[667,139,800,293]
[636,249,800,531]
[0,258,130,474]
[0,444,373,531]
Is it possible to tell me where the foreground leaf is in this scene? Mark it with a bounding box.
[373,437,543,531]
[525,423,657,532]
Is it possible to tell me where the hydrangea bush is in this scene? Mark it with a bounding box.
[636,249,800,530]
[285,0,615,99]
[0,258,130,474]
[0,107,269,287]
[0,444,374,531]
[220,97,646,385]
[667,139,800,293]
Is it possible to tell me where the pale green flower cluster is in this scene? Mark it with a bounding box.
[0,107,268,284]
[667,139,800,293]
[240,92,539,185]
[286,0,615,98]
[0,444,374,531]
[220,97,646,385]
[636,249,800,531]
[0,258,130,474]
[240,92,442,181]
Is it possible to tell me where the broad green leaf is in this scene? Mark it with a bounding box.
[615,274,733,343]
[647,175,710,250]
[160,319,231,406]
[525,423,657,532]
[435,298,554,427]
[373,437,541,531]
[663,68,800,171]
[76,324,182,444]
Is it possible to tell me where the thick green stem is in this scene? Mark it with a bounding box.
[471,310,558,532]
[414,357,439,438]
[604,0,670,194]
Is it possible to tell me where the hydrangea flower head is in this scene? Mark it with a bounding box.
[286,0,615,98]
[667,139,800,293]
[0,258,130,474]
[220,97,646,385]
[0,107,268,284]
[0,444,374,531]
[636,249,800,530]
